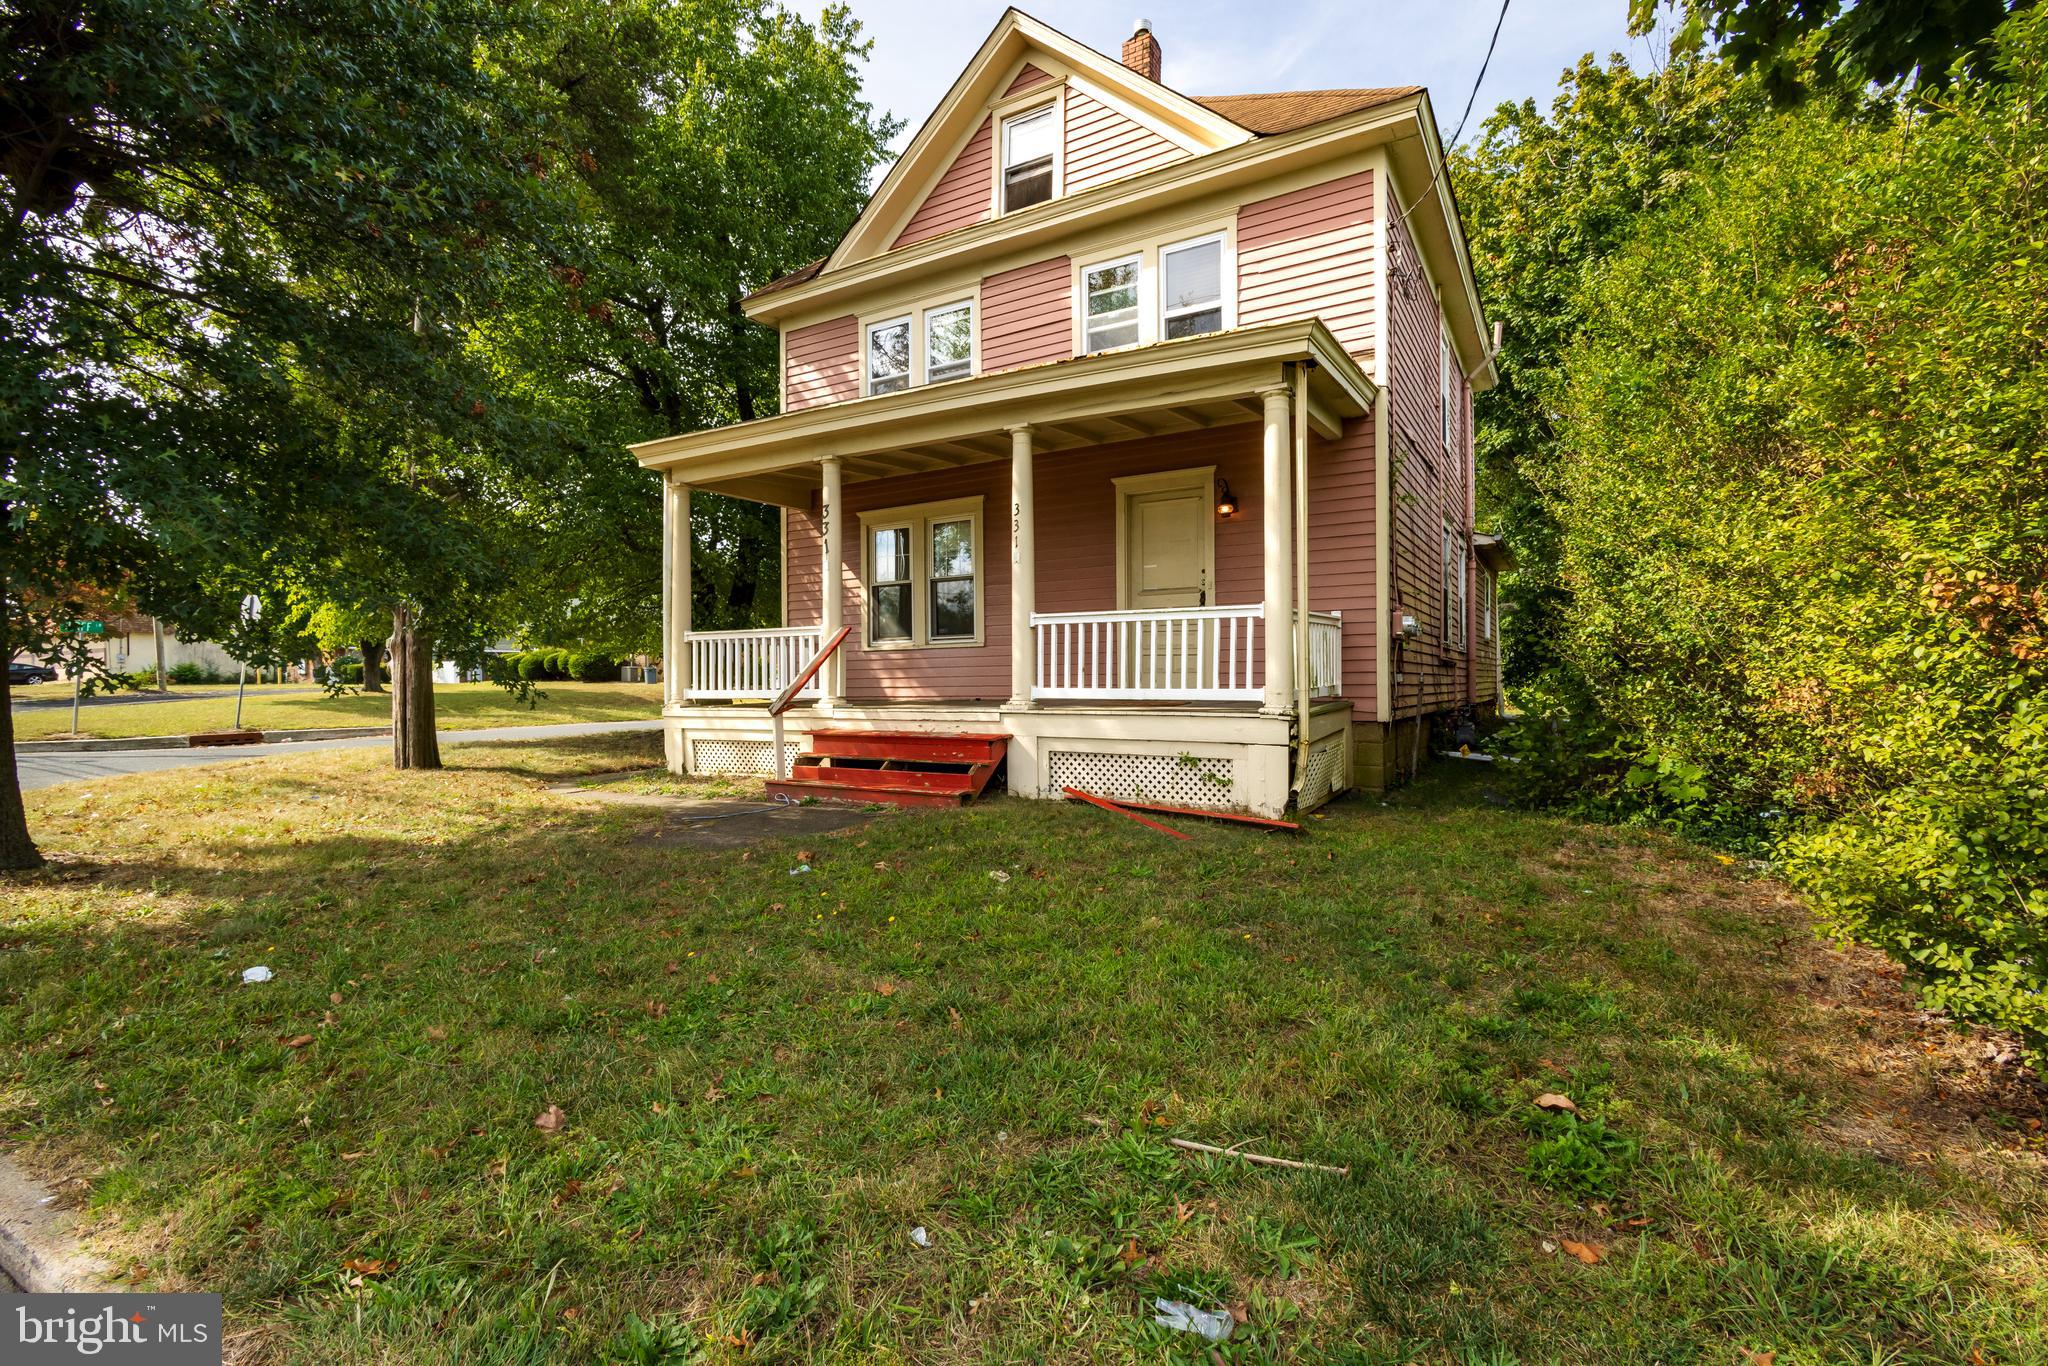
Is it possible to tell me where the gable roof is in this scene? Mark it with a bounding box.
[1195,88,1422,136]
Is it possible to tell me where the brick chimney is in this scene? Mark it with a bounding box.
[1121,19,1162,82]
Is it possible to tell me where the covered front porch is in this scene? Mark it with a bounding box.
[630,319,1376,815]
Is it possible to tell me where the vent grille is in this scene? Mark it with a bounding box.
[1046,750,1237,808]
[689,737,800,776]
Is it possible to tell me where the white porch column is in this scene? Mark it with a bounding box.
[663,476,692,705]
[819,455,844,707]
[1259,385,1295,714]
[1008,424,1035,707]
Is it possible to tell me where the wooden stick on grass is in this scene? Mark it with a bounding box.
[1167,1137,1349,1176]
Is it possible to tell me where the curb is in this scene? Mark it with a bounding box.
[18,725,390,754]
[0,1154,113,1293]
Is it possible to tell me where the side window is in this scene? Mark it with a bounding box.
[869,525,913,642]
[1441,524,1467,651]
[1160,236,1223,338]
[925,302,973,384]
[1001,106,1056,212]
[1439,328,1454,452]
[928,518,976,639]
[1082,255,1141,352]
[867,316,910,395]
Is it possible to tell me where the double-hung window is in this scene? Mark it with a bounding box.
[1439,327,1455,452]
[1442,524,1466,651]
[867,316,911,395]
[1481,570,1496,641]
[925,301,973,384]
[1160,235,1224,338]
[861,499,983,648]
[1082,255,1141,352]
[1001,106,1056,212]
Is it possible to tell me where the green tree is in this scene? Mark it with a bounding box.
[1,0,562,865]
[474,0,898,649]
[1631,0,2029,104]
[1451,49,1767,687]
[1532,10,2048,1058]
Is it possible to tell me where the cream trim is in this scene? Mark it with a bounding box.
[828,11,1248,273]
[1111,465,1217,610]
[856,495,987,650]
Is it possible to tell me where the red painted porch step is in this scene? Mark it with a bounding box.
[765,729,1008,808]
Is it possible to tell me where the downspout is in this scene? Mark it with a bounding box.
[1292,360,1313,786]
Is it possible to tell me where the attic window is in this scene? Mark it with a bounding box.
[1001,106,1056,212]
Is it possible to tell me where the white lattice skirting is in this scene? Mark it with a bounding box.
[1297,732,1344,809]
[689,736,802,776]
[1045,750,1239,809]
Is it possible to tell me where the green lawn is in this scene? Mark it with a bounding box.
[2,737,2043,1363]
[11,681,661,740]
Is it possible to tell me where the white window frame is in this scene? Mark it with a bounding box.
[997,99,1061,215]
[1480,569,1496,641]
[1074,224,1236,356]
[857,496,985,650]
[1442,523,1467,652]
[923,299,975,385]
[1440,325,1456,454]
[1158,231,1228,341]
[865,313,912,397]
[859,296,977,395]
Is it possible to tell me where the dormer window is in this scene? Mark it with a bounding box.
[1001,106,1056,212]
[867,315,911,395]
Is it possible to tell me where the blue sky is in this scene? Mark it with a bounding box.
[813,1,1657,158]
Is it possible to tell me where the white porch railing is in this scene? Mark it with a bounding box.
[1030,606,1344,704]
[1308,611,1343,699]
[685,626,823,701]
[1032,605,1266,702]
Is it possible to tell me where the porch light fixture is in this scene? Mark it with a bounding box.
[1215,478,1237,519]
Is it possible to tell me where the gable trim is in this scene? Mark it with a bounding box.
[829,9,1252,273]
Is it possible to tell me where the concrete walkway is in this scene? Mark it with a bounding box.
[15,718,663,791]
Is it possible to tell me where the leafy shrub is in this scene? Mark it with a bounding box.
[166,661,224,685]
[337,662,363,684]
[514,650,553,681]
[1493,11,2048,1063]
[565,651,620,682]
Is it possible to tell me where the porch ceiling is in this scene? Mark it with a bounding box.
[627,318,1376,509]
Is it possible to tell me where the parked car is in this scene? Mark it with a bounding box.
[9,661,58,685]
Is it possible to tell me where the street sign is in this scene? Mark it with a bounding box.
[66,620,104,636]
[240,594,262,624]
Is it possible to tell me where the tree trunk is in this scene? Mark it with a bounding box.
[152,619,167,692]
[360,638,386,693]
[0,602,45,871]
[389,605,440,770]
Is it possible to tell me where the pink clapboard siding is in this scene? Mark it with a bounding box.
[1062,88,1185,195]
[1006,62,1055,96]
[1383,203,1473,718]
[783,315,859,411]
[895,117,993,249]
[1237,170,1376,367]
[782,417,1382,713]
[980,256,1072,372]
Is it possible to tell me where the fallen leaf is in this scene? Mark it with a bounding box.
[874,981,898,997]
[1532,1092,1580,1116]
[1118,1236,1143,1267]
[665,961,679,975]
[534,1104,567,1132]
[1740,1352,1775,1366]
[485,1158,508,1179]
[280,1034,315,1049]
[339,1151,367,1161]
[425,1025,447,1042]
[947,1006,963,1031]
[797,849,814,862]
[342,1257,392,1276]
[552,1179,584,1208]
[329,992,343,1005]
[1559,1238,1604,1265]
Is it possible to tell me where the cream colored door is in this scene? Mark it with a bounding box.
[1125,487,1208,609]
[1117,469,1214,693]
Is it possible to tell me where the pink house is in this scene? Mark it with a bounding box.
[632,9,1505,816]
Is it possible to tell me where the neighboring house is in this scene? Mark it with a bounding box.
[632,10,1501,816]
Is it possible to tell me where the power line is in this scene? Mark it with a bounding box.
[1399,0,1512,228]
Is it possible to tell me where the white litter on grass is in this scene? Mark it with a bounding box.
[909,1226,931,1248]
[240,966,274,984]
[987,870,1010,884]
[1152,1298,1233,1342]
[788,864,811,875]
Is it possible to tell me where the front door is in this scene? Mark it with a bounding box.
[1117,468,1215,692]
